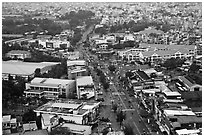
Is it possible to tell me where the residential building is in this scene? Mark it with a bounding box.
[76,76,95,99]
[34,99,100,129]
[24,77,76,99]
[38,39,70,49]
[2,115,19,135]
[6,50,31,59]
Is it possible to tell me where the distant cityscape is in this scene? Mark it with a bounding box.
[2,2,202,135]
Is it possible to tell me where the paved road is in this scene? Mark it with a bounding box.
[78,26,156,135]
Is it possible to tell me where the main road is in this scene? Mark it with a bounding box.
[77,25,152,135]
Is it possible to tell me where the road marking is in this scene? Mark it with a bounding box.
[112,84,127,109]
[133,121,141,135]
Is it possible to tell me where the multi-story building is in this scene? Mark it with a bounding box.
[6,50,31,59]
[67,60,87,80]
[34,99,100,131]
[38,39,70,49]
[76,76,95,99]
[118,43,197,63]
[24,77,76,99]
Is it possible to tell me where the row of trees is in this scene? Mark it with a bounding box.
[108,20,171,34]
[95,68,110,90]
[2,77,25,109]
[34,59,67,79]
[60,10,95,29]
[3,18,63,35]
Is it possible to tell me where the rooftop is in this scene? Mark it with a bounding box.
[6,50,31,55]
[35,99,100,116]
[177,76,194,88]
[164,109,196,116]
[76,76,94,86]
[136,70,150,81]
[67,60,86,67]
[163,91,181,97]
[30,77,75,87]
[2,61,59,75]
[61,123,92,135]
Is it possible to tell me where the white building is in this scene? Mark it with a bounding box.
[24,77,75,99]
[38,39,70,49]
[2,61,59,81]
[6,50,31,59]
[76,76,95,99]
[67,60,87,80]
[34,99,100,131]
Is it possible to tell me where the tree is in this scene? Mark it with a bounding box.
[123,124,134,135]
[22,109,36,123]
[116,110,126,126]
[112,103,118,113]
[103,82,110,90]
[50,127,71,135]
[162,58,185,70]
[108,65,116,72]
[34,68,41,77]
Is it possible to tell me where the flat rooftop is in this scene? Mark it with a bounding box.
[30,77,75,87]
[164,109,196,116]
[76,76,94,86]
[67,60,86,67]
[35,99,100,116]
[2,61,59,75]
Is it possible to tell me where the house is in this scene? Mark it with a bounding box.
[6,50,31,59]
[2,115,19,135]
[23,121,38,131]
[24,77,76,99]
[34,99,100,129]
[76,76,95,99]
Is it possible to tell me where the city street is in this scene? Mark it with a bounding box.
[78,33,153,134]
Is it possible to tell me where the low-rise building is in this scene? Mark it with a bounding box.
[177,76,202,92]
[76,76,95,99]
[2,61,59,81]
[64,51,80,60]
[6,50,31,59]
[38,39,70,49]
[67,60,87,80]
[24,77,75,99]
[118,43,197,63]
[2,115,20,135]
[34,99,100,129]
